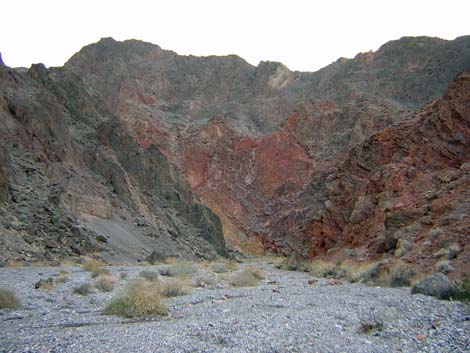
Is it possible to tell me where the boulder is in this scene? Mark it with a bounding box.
[411,273,453,299]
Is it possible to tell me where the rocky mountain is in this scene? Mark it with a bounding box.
[0,59,226,265]
[0,36,469,274]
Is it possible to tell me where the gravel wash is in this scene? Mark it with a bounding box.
[0,261,468,353]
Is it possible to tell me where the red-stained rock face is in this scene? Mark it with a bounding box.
[60,36,470,277]
[269,71,470,278]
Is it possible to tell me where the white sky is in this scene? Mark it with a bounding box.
[1,0,469,72]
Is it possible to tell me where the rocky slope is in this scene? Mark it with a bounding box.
[1,36,469,274]
[271,71,470,279]
[63,36,470,261]
[0,59,226,265]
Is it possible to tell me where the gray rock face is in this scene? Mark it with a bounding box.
[0,59,226,264]
[411,273,454,299]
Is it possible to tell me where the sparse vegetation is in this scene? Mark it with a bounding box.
[160,261,196,277]
[91,268,110,279]
[245,266,265,280]
[358,317,384,334]
[159,278,191,297]
[74,283,94,296]
[0,289,20,309]
[34,278,54,290]
[139,270,159,282]
[82,258,106,272]
[211,259,239,273]
[308,260,339,278]
[192,275,217,288]
[378,266,416,287]
[120,272,128,280]
[55,270,70,283]
[103,280,167,318]
[452,279,470,302]
[229,267,264,287]
[95,235,108,243]
[94,274,117,292]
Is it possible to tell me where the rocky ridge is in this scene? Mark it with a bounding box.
[0,35,469,275]
[0,59,226,265]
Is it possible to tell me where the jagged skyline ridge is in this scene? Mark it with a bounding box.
[1,0,469,71]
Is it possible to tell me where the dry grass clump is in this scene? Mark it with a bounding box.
[161,261,196,277]
[103,280,167,318]
[55,270,70,283]
[211,259,239,273]
[82,258,106,272]
[229,267,264,287]
[192,274,217,288]
[74,283,94,296]
[245,266,265,280]
[82,258,110,278]
[0,289,20,309]
[377,265,416,287]
[452,279,470,302]
[94,274,117,292]
[139,270,159,282]
[91,268,110,279]
[34,278,54,290]
[308,260,339,278]
[159,278,191,297]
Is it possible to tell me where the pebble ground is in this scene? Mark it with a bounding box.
[0,260,469,353]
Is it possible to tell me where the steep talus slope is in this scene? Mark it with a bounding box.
[64,36,470,258]
[270,71,470,278]
[0,60,226,265]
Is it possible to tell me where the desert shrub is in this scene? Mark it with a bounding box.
[74,283,94,296]
[103,280,167,318]
[94,274,117,292]
[55,270,70,283]
[211,259,239,273]
[0,289,20,309]
[34,278,54,290]
[452,279,470,302]
[345,262,381,283]
[192,275,217,288]
[91,268,110,279]
[379,266,416,287]
[229,268,262,287]
[358,317,384,334]
[308,260,339,278]
[245,266,265,280]
[95,235,108,243]
[159,278,191,297]
[120,272,127,279]
[139,270,159,282]
[82,258,106,272]
[435,260,454,274]
[161,262,196,277]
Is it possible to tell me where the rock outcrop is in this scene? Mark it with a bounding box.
[1,35,469,275]
[0,60,226,265]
